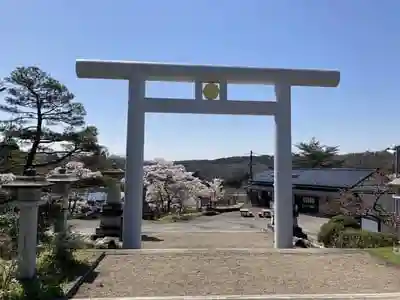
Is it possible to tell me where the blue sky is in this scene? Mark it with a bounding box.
[1,0,399,160]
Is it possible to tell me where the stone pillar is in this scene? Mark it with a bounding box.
[96,163,125,238]
[47,168,79,234]
[123,78,146,249]
[3,169,53,280]
[274,84,294,248]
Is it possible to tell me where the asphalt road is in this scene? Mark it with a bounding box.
[69,208,329,238]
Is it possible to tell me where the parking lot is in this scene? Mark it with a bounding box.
[70,208,329,239]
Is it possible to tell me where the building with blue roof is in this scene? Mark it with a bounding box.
[248,168,391,216]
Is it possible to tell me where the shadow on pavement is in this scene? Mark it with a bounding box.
[142,234,164,242]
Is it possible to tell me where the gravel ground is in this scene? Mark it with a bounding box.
[75,250,400,298]
[141,232,274,249]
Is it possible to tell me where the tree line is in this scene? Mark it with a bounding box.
[177,138,395,186]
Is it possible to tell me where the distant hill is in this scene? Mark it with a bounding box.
[19,149,394,183]
[176,151,395,181]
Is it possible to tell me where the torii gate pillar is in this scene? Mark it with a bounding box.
[76,59,340,249]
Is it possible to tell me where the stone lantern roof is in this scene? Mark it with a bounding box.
[2,169,53,205]
[2,169,53,189]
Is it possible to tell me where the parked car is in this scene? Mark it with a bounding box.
[258,209,272,218]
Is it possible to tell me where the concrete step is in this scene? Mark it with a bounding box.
[91,247,362,255]
[72,292,400,300]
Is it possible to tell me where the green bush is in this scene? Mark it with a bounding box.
[0,208,19,259]
[0,260,22,299]
[317,215,361,247]
[0,232,92,300]
[330,215,361,229]
[335,230,397,248]
[7,279,64,300]
[0,258,64,300]
[318,221,343,247]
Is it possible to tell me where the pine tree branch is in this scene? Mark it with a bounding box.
[33,147,80,167]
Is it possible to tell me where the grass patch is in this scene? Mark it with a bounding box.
[55,250,99,284]
[0,248,101,300]
[368,247,400,265]
[73,250,100,264]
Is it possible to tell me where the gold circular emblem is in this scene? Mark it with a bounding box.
[202,82,220,100]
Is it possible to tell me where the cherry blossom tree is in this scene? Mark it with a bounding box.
[141,159,224,214]
[48,161,102,179]
[208,178,225,203]
[337,170,398,230]
[0,174,15,185]
[48,161,103,215]
[0,174,17,206]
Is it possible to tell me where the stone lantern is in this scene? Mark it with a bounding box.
[96,163,125,238]
[47,167,79,234]
[2,169,53,279]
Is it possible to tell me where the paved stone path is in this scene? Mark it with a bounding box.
[74,249,400,298]
[70,211,400,299]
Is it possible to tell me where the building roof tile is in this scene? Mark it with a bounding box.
[252,168,375,188]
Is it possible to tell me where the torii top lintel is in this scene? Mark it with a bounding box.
[75,59,340,87]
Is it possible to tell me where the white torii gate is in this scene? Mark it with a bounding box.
[75,59,340,249]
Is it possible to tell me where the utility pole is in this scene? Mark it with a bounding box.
[385,145,400,178]
[249,150,253,181]
[396,146,400,178]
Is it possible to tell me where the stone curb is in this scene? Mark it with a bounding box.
[71,292,400,300]
[141,230,262,233]
[61,251,106,299]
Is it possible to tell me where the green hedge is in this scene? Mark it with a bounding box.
[317,215,360,247]
[335,230,396,248]
[330,215,361,228]
[318,214,397,248]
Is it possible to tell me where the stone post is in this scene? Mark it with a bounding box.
[47,168,79,234]
[96,163,125,238]
[2,169,53,280]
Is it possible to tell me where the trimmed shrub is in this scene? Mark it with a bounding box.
[330,215,361,229]
[335,230,396,248]
[317,215,360,247]
[318,221,344,247]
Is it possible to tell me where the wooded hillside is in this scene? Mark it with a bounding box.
[31,146,395,183]
[176,150,395,182]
